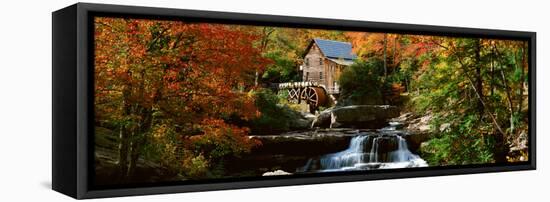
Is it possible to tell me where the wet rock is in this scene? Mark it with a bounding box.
[390,113,434,153]
[225,129,369,176]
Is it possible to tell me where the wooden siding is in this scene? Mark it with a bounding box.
[302,42,347,94]
[302,43,325,84]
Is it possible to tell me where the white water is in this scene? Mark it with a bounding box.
[299,126,428,172]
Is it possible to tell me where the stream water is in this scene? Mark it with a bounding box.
[297,123,428,172]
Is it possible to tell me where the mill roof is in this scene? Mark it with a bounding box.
[308,38,357,61]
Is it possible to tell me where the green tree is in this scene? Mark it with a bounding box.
[410,37,529,165]
[337,58,385,105]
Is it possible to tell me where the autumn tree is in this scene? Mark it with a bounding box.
[343,32,529,164]
[94,18,270,179]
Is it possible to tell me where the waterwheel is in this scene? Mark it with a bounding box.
[287,88,301,104]
[300,87,327,113]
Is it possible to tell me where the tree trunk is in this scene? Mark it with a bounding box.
[475,39,484,118]
[493,43,516,135]
[490,49,495,97]
[255,27,274,87]
[518,45,527,114]
[457,44,504,136]
[254,71,259,87]
[117,124,129,179]
[117,89,132,179]
[127,67,154,177]
[127,107,153,177]
[383,34,387,78]
[393,35,398,67]
[127,137,140,178]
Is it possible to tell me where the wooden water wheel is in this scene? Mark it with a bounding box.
[287,88,301,104]
[300,87,328,113]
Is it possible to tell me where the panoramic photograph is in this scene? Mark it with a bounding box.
[93,17,529,186]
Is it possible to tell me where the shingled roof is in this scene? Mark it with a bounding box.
[309,38,357,61]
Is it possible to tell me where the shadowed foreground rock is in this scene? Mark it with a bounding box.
[224,129,368,177]
[249,129,363,155]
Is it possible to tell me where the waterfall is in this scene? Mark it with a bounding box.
[393,136,409,162]
[319,135,370,170]
[369,137,379,163]
[299,130,427,172]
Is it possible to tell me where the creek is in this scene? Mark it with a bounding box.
[297,123,427,173]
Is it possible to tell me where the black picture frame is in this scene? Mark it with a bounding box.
[52,2,536,199]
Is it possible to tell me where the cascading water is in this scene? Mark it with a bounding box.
[298,125,427,172]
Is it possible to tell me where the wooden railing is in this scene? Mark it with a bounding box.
[277,81,340,95]
[326,86,340,94]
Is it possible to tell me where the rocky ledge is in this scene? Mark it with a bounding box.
[311,105,400,129]
[390,112,437,152]
[225,129,369,176]
[249,128,366,155]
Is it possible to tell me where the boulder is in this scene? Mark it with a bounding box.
[262,170,292,176]
[291,116,313,130]
[311,108,334,128]
[312,105,400,129]
[388,113,435,153]
[402,131,431,152]
[406,113,432,133]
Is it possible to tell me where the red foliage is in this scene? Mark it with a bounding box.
[94,17,271,137]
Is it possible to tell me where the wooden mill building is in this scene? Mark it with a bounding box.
[300,38,357,94]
